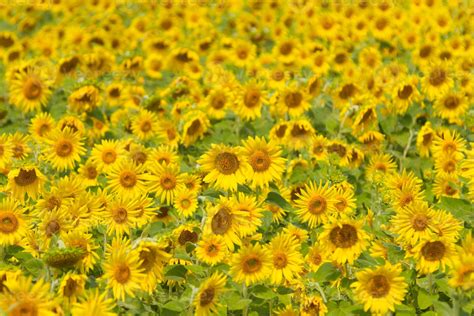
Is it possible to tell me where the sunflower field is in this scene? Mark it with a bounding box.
[0,0,473,315]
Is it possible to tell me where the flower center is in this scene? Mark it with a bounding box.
[102,150,117,164]
[329,224,358,248]
[215,152,239,175]
[86,166,98,179]
[120,171,137,188]
[46,220,60,237]
[10,301,38,316]
[244,88,261,108]
[249,150,271,172]
[0,213,19,234]
[273,252,288,269]
[200,287,215,306]
[398,85,413,99]
[412,214,428,231]
[178,229,198,245]
[186,119,201,136]
[429,68,447,86]
[113,207,128,224]
[114,264,131,283]
[132,151,147,164]
[23,77,42,100]
[243,255,262,273]
[140,121,152,133]
[14,169,38,186]
[139,248,157,272]
[421,241,446,261]
[368,274,391,298]
[308,196,327,215]
[211,93,226,110]
[338,84,356,99]
[160,174,176,190]
[444,95,460,109]
[56,140,74,157]
[285,92,303,108]
[63,279,78,297]
[211,207,232,235]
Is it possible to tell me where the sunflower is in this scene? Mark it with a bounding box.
[422,61,453,100]
[62,229,99,273]
[410,237,457,274]
[242,136,286,188]
[44,127,86,171]
[196,234,228,266]
[267,233,303,285]
[203,196,245,250]
[333,185,357,217]
[286,119,316,151]
[300,295,328,316]
[0,198,28,246]
[269,121,290,145]
[198,144,252,191]
[319,218,370,264]
[7,165,46,200]
[233,192,263,237]
[68,85,101,112]
[0,135,12,169]
[351,263,408,315]
[274,84,311,118]
[131,109,159,140]
[306,243,327,272]
[365,153,397,183]
[71,289,117,316]
[432,209,463,241]
[39,207,73,245]
[390,201,437,246]
[103,196,139,236]
[434,91,468,124]
[91,139,125,172]
[264,201,286,224]
[230,243,272,286]
[135,240,171,293]
[235,80,267,121]
[294,181,337,228]
[432,129,466,160]
[146,162,184,204]
[204,86,232,119]
[0,275,55,316]
[77,159,101,187]
[416,122,435,157]
[432,174,461,199]
[105,82,125,107]
[174,188,198,218]
[193,272,227,316]
[104,239,145,300]
[9,132,31,160]
[59,272,86,304]
[8,65,52,113]
[181,111,211,147]
[150,145,179,166]
[106,159,148,199]
[29,112,55,140]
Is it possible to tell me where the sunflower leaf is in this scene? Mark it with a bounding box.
[264,191,292,210]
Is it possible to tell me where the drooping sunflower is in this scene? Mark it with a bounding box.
[409,237,457,274]
[62,229,99,273]
[198,144,252,191]
[68,85,101,112]
[196,234,228,266]
[267,233,304,285]
[91,139,125,172]
[106,160,148,199]
[8,64,52,113]
[71,289,117,316]
[0,275,55,316]
[7,165,46,200]
[59,272,87,304]
[0,198,29,246]
[294,181,337,228]
[181,111,211,147]
[230,243,272,286]
[193,272,227,316]
[43,127,86,171]
[351,263,408,315]
[319,218,370,264]
[104,239,145,300]
[135,240,171,293]
[146,162,184,204]
[416,121,435,157]
[242,136,286,189]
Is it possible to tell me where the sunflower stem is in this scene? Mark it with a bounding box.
[242,282,248,316]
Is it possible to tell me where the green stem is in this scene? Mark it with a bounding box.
[242,283,248,316]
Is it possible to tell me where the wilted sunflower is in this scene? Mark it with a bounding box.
[198,144,252,191]
[295,181,337,228]
[193,272,227,316]
[351,263,408,315]
[44,127,86,171]
[230,243,272,286]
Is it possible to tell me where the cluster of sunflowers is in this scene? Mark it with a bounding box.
[0,0,473,315]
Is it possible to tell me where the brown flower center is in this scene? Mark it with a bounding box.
[421,241,446,261]
[444,95,460,109]
[114,264,131,283]
[215,152,239,175]
[112,207,128,224]
[285,92,303,108]
[56,140,74,157]
[273,252,288,269]
[368,274,390,298]
[14,169,38,186]
[23,77,42,100]
[10,301,38,316]
[0,213,19,234]
[120,171,137,188]
[429,68,447,86]
[46,220,60,237]
[338,84,356,100]
[412,214,428,231]
[63,279,78,297]
[178,229,198,245]
[211,207,232,235]
[102,150,117,164]
[329,224,358,248]
[249,150,271,172]
[160,174,176,190]
[132,151,147,164]
[244,88,261,108]
[200,287,215,306]
[242,255,262,273]
[275,124,287,138]
[86,166,98,179]
[139,248,157,272]
[211,93,226,110]
[186,119,201,136]
[398,85,413,99]
[308,196,327,214]
[140,121,152,133]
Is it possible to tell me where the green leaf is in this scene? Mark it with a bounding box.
[148,221,164,236]
[437,197,474,222]
[251,285,277,300]
[310,263,341,282]
[162,301,185,312]
[417,289,438,309]
[164,265,187,281]
[433,301,453,316]
[264,191,292,210]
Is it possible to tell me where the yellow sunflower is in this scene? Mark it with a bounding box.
[135,240,171,293]
[62,229,99,273]
[131,109,159,140]
[181,111,211,147]
[409,237,457,274]
[91,139,125,172]
[9,132,31,160]
[230,243,272,286]
[7,165,46,200]
[0,198,29,246]
[44,127,86,171]
[434,91,468,124]
[71,289,117,316]
[106,159,148,199]
[68,85,101,112]
[242,136,286,188]
[351,263,408,315]
[104,239,146,300]
[294,181,337,228]
[267,233,303,285]
[319,218,370,264]
[29,112,55,140]
[193,272,227,316]
[59,272,87,304]
[422,61,453,100]
[146,162,184,204]
[198,144,252,191]
[235,80,267,121]
[174,188,198,218]
[196,234,228,266]
[233,192,264,237]
[103,196,139,236]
